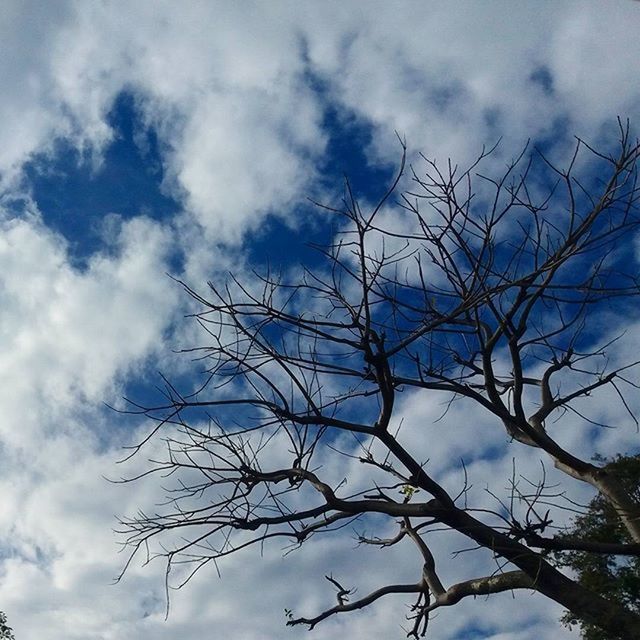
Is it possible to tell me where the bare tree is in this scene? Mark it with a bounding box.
[117,121,640,638]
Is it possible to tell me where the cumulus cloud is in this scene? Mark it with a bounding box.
[0,210,177,430]
[0,1,639,639]
[4,2,639,237]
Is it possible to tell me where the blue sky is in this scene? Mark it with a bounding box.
[1,2,640,639]
[23,93,179,266]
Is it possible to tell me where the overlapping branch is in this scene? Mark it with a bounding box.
[119,123,640,638]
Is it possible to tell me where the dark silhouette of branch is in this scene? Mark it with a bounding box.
[117,122,640,639]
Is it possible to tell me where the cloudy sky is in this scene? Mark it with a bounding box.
[1,2,640,639]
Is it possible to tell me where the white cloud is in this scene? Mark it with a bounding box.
[304,1,640,165]
[5,1,638,240]
[0,210,177,435]
[0,1,639,639]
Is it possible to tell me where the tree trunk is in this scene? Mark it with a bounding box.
[439,506,640,639]
[554,458,640,543]
[592,472,640,543]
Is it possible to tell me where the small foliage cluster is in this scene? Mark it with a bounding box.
[0,612,15,640]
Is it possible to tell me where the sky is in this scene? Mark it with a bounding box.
[1,2,640,639]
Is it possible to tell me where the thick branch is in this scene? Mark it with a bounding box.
[526,534,640,556]
[425,570,534,612]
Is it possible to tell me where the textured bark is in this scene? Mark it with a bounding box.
[438,507,640,639]
[380,431,640,639]
[592,472,640,544]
